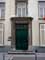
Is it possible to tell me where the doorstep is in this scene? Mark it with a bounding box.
[8,51,35,55]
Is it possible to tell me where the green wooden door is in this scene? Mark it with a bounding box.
[15,24,28,50]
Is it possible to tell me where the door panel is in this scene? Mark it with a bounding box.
[15,24,28,50]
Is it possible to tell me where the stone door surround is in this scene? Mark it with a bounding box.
[11,17,33,51]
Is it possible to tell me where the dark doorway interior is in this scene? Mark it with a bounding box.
[15,23,28,50]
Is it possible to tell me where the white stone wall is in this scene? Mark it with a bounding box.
[32,20,39,46]
[28,0,39,46]
[4,0,11,46]
[4,0,15,46]
[4,0,39,46]
[28,0,38,20]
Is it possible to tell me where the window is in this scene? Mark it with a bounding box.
[0,23,4,45]
[40,24,45,46]
[0,3,5,19]
[17,3,27,17]
[39,2,45,18]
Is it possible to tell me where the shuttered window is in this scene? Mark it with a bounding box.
[0,23,3,45]
[40,24,45,46]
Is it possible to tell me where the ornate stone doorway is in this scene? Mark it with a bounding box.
[11,17,33,51]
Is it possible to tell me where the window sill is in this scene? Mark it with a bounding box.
[0,18,5,20]
[38,18,45,20]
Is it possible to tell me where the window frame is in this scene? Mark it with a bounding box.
[39,23,45,46]
[0,2,5,19]
[38,2,45,18]
[17,2,27,17]
[0,23,4,46]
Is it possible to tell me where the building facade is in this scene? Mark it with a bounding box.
[0,0,45,51]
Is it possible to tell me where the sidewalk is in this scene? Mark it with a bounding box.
[0,46,45,60]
